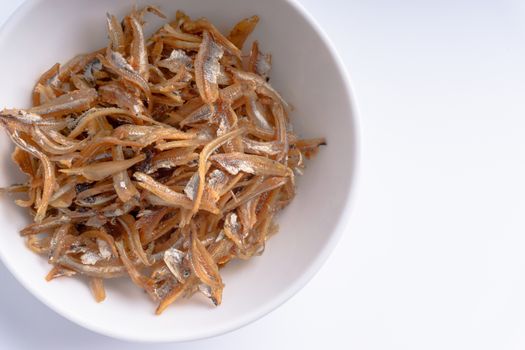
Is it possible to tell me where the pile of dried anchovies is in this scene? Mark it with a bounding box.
[0,6,325,314]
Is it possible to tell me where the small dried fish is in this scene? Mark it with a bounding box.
[134,172,219,214]
[112,145,139,202]
[242,138,281,156]
[272,102,290,163]
[248,41,272,80]
[227,16,259,50]
[194,31,224,104]
[5,130,56,223]
[211,152,291,177]
[189,226,223,305]
[31,127,87,155]
[29,88,98,118]
[57,255,127,278]
[117,214,150,266]
[229,68,290,111]
[115,240,157,299]
[68,107,136,138]
[224,177,288,212]
[245,91,273,131]
[182,17,241,58]
[129,15,149,80]
[60,154,146,181]
[157,23,201,43]
[113,124,194,146]
[147,149,199,174]
[106,13,125,54]
[0,109,67,128]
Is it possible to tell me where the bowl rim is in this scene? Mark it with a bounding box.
[0,0,361,343]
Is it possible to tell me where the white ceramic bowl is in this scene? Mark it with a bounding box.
[0,0,359,343]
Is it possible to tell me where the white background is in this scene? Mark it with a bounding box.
[2,0,525,349]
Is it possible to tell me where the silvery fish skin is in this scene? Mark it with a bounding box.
[135,172,211,212]
[189,229,223,305]
[114,125,194,147]
[205,169,229,202]
[57,255,127,278]
[184,172,199,200]
[47,224,71,263]
[223,212,243,249]
[154,279,177,300]
[84,58,103,83]
[242,138,282,156]
[198,283,219,306]
[211,152,291,177]
[238,198,258,237]
[112,144,140,202]
[203,39,223,85]
[180,103,215,126]
[163,247,190,283]
[180,83,244,127]
[245,92,273,131]
[102,198,139,218]
[158,49,193,73]
[111,50,134,72]
[75,194,118,207]
[255,52,272,79]
[103,50,152,108]
[97,239,113,260]
[48,74,60,88]
[81,251,103,265]
[229,68,290,111]
[207,169,227,188]
[147,153,199,174]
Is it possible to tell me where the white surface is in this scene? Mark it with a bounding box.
[1,0,525,349]
[0,0,357,343]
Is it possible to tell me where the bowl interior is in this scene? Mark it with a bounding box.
[0,0,357,342]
